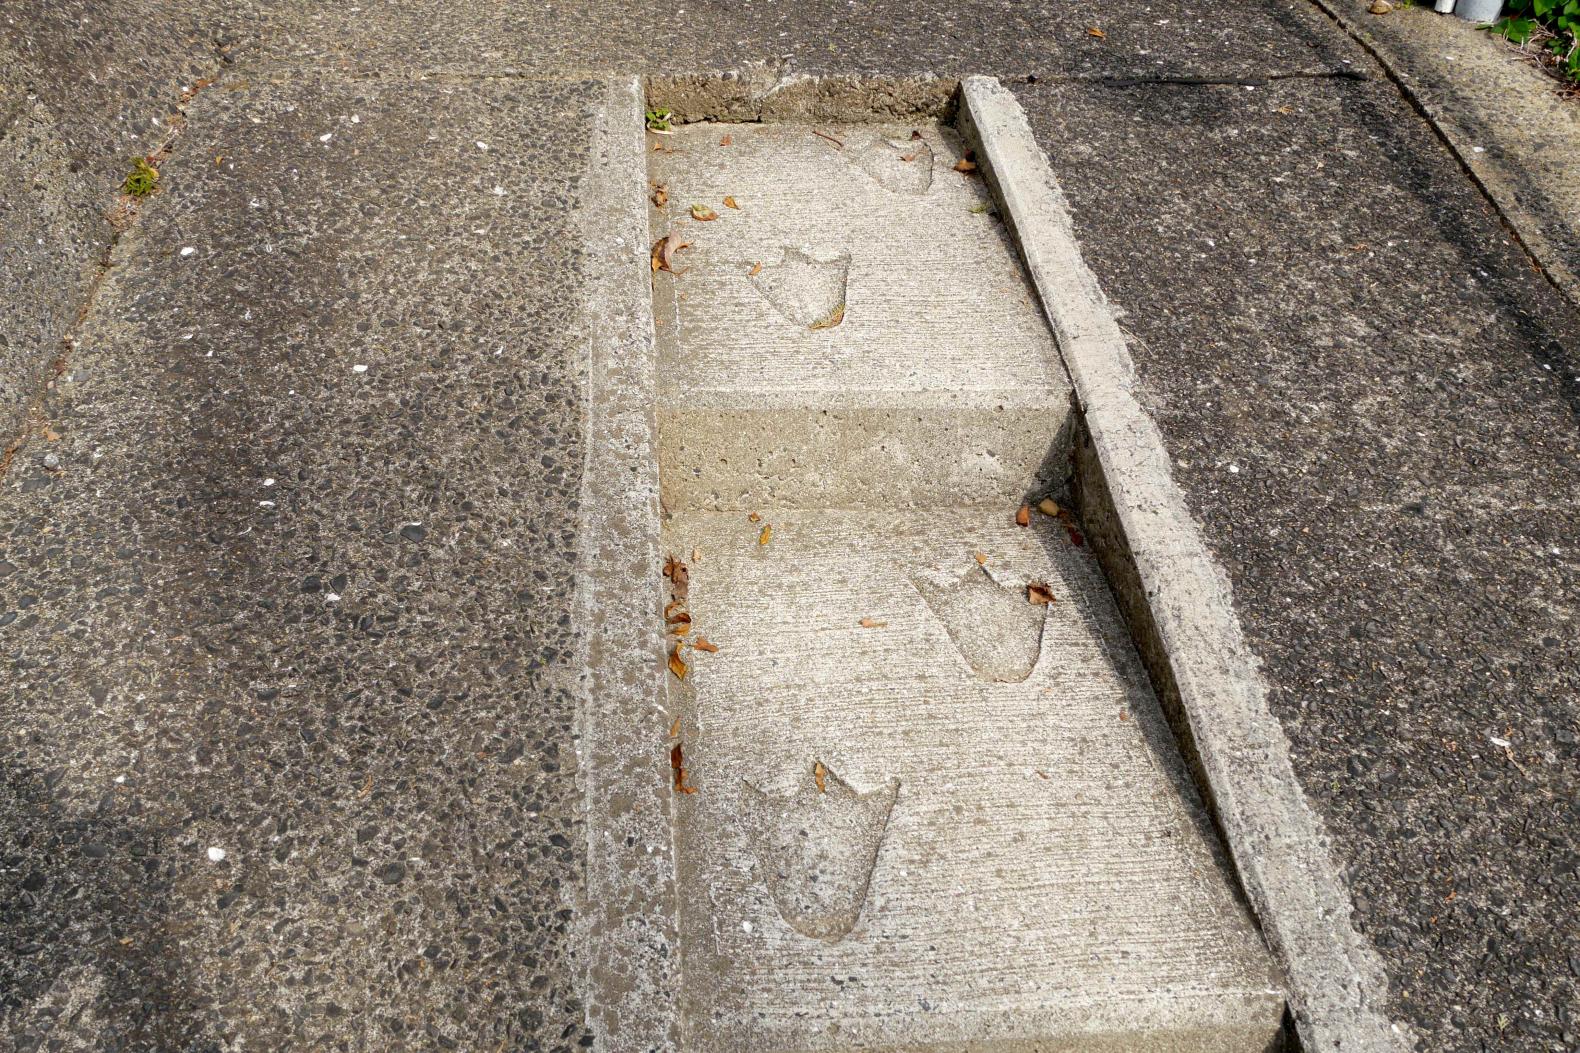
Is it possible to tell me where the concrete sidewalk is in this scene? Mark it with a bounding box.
[2,1,1577,1050]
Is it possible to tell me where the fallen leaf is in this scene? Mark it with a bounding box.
[720,134,733,146]
[664,599,684,620]
[651,233,692,273]
[671,742,697,793]
[974,551,988,565]
[692,546,702,563]
[723,195,739,209]
[954,154,978,174]
[747,512,761,523]
[858,617,887,629]
[671,621,692,635]
[694,637,719,653]
[667,646,689,681]
[663,555,690,599]
[651,183,669,207]
[911,129,924,141]
[668,609,692,625]
[1035,769,1050,780]
[690,203,718,221]
[669,715,681,737]
[1027,581,1056,606]
[1088,26,1107,38]
[1037,497,1061,517]
[758,523,773,546]
[748,261,762,276]
[809,302,846,330]
[43,427,61,443]
[1067,526,1086,548]
[1015,503,1030,527]
[814,761,828,794]
[1119,710,1129,722]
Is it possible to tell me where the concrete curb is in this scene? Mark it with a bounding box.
[959,75,1413,1053]
[570,76,680,1053]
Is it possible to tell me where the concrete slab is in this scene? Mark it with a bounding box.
[651,121,1071,510]
[0,74,604,1050]
[663,508,1284,1051]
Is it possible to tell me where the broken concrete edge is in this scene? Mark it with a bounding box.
[645,70,958,125]
[1303,0,1580,311]
[568,76,681,1053]
[957,75,1413,1053]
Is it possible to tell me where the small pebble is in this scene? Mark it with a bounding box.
[42,453,60,470]
[207,846,227,862]
[1369,0,1392,12]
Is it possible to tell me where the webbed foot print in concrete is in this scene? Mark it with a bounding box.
[742,764,899,941]
[751,248,850,329]
[845,130,935,195]
[915,563,1046,682]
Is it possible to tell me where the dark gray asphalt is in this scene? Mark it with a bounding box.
[3,73,600,1051]
[2,1,1576,1050]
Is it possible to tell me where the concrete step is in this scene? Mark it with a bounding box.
[650,122,1072,511]
[648,107,1286,1051]
[664,509,1284,1051]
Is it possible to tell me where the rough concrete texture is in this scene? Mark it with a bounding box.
[569,78,680,1053]
[242,0,1361,81]
[1019,74,1580,1051]
[663,509,1283,1052]
[0,0,232,437]
[960,77,1401,1053]
[651,122,1071,511]
[1310,0,1580,307]
[0,97,105,446]
[1,74,602,1051]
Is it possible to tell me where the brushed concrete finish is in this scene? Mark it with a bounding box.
[650,121,1072,510]
[663,509,1284,1051]
[959,77,1406,1052]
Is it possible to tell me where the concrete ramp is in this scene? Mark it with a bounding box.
[648,120,1285,1051]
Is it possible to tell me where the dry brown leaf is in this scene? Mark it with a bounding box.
[1035,769,1050,780]
[974,551,988,566]
[758,523,773,546]
[651,233,691,273]
[651,183,669,207]
[667,645,689,681]
[813,761,828,794]
[668,609,692,626]
[669,715,681,737]
[858,617,887,629]
[694,637,719,653]
[671,742,697,794]
[1027,581,1056,606]
[690,203,718,221]
[1119,710,1129,722]
[809,302,846,330]
[723,195,739,209]
[1066,526,1086,548]
[720,134,733,146]
[692,546,701,563]
[1037,497,1060,517]
[671,621,692,635]
[1015,503,1030,527]
[954,155,978,174]
[911,129,924,141]
[1087,26,1107,38]
[748,261,762,276]
[663,555,690,599]
[664,599,684,620]
[43,427,61,443]
[747,512,761,523]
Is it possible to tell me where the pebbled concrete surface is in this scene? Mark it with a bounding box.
[1,74,601,1051]
[1309,0,1580,307]
[1021,75,1580,1051]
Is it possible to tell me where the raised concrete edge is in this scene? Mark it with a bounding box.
[647,68,959,124]
[570,76,680,1053]
[958,75,1413,1053]
[1303,0,1580,311]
